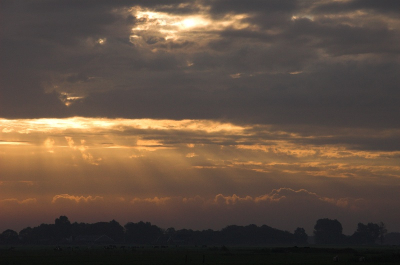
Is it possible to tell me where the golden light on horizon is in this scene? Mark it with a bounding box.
[1,117,400,233]
[2,117,400,183]
[0,141,30,146]
[0,117,249,135]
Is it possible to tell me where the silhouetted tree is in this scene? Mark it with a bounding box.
[245,224,262,244]
[87,220,124,242]
[378,222,387,245]
[165,227,176,237]
[6,215,393,247]
[55,215,71,226]
[124,221,162,244]
[175,228,196,245]
[259,225,294,245]
[221,225,246,245]
[54,215,71,239]
[19,227,35,244]
[34,223,56,243]
[0,229,19,244]
[350,222,380,245]
[294,227,308,245]
[108,220,125,242]
[70,222,88,237]
[314,218,344,244]
[197,229,218,245]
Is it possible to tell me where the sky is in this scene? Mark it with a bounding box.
[0,0,399,235]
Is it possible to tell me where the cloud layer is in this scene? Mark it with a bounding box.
[1,0,399,128]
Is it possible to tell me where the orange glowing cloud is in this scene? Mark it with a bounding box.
[124,188,363,212]
[131,196,171,205]
[51,194,104,204]
[0,198,37,205]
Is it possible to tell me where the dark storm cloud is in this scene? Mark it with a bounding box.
[204,0,300,31]
[0,0,186,117]
[0,0,125,117]
[313,0,400,15]
[1,0,400,129]
[287,18,400,56]
[204,0,299,15]
[70,58,400,128]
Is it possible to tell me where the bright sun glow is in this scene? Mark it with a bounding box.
[178,17,209,29]
[129,7,248,44]
[181,18,197,28]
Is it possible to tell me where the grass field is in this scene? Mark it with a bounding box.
[1,245,399,265]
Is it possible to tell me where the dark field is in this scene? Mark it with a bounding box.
[1,245,399,265]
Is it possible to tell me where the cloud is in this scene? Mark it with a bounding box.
[2,118,400,184]
[312,0,400,15]
[214,194,256,205]
[131,196,171,205]
[209,188,366,211]
[0,0,399,129]
[126,188,363,211]
[108,189,374,233]
[205,0,299,16]
[0,198,37,205]
[51,194,103,204]
[65,136,102,165]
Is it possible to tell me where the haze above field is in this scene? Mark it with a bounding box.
[1,0,399,234]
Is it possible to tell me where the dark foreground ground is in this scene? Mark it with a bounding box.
[1,245,399,265]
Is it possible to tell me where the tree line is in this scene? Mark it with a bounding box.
[313,218,388,245]
[0,216,397,246]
